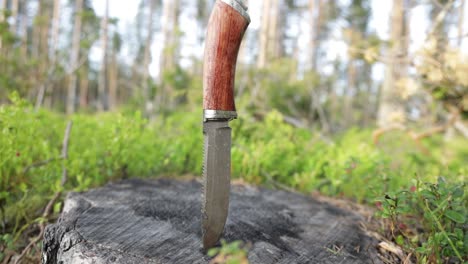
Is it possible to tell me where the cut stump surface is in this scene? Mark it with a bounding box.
[42,179,382,264]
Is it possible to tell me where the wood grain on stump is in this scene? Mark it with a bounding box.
[42,179,382,264]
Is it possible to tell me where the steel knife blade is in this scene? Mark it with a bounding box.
[202,121,231,248]
[202,0,250,249]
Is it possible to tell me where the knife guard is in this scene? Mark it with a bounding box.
[203,0,250,113]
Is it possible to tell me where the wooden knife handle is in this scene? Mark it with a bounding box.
[203,0,250,113]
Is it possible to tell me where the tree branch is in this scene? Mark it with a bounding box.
[14,121,73,264]
[23,157,61,174]
[372,109,461,154]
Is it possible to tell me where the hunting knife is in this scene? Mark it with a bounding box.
[202,0,250,249]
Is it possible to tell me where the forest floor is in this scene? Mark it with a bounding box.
[312,193,411,263]
[1,102,465,263]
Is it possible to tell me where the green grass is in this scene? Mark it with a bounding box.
[0,96,466,263]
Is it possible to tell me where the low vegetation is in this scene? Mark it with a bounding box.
[0,94,466,263]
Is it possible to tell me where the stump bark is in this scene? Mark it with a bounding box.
[42,179,382,264]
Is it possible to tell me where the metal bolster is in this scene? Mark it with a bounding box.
[204,110,237,122]
[220,0,251,23]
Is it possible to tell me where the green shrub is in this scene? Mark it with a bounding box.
[376,178,467,263]
[207,240,249,264]
[0,95,465,263]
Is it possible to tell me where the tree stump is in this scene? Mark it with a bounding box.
[42,179,383,264]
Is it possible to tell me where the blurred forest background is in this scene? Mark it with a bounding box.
[0,0,466,129]
[0,0,467,263]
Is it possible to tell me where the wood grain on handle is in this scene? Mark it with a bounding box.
[203,0,249,112]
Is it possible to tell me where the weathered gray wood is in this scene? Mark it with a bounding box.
[42,179,383,264]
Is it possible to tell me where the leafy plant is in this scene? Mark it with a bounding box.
[0,96,466,262]
[207,240,249,264]
[376,177,467,263]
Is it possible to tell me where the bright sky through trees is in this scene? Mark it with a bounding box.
[90,0,467,80]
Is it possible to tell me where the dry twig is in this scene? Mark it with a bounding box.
[22,157,61,175]
[14,121,72,264]
[372,108,460,154]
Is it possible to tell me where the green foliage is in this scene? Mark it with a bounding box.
[0,95,203,254]
[415,42,468,118]
[162,66,192,107]
[250,59,315,119]
[0,96,465,262]
[232,110,464,204]
[376,178,467,263]
[207,240,249,264]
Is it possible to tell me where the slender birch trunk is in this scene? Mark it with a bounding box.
[157,0,179,110]
[458,0,465,47]
[50,0,60,62]
[31,0,40,58]
[38,1,50,104]
[11,0,19,34]
[377,0,408,127]
[257,0,281,62]
[343,61,356,126]
[39,3,50,57]
[362,64,374,126]
[35,0,61,110]
[257,0,271,68]
[20,1,28,58]
[142,0,155,112]
[97,0,109,111]
[312,0,324,70]
[109,53,118,110]
[308,0,317,71]
[308,0,324,125]
[267,0,280,58]
[79,65,89,108]
[0,0,6,50]
[67,0,83,115]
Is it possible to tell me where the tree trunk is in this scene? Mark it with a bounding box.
[237,0,249,66]
[43,179,384,264]
[39,1,50,58]
[19,0,28,58]
[31,0,41,59]
[0,0,5,20]
[377,0,408,127]
[458,0,465,47]
[97,0,109,111]
[109,50,118,110]
[50,0,60,62]
[362,64,375,126]
[67,0,83,115]
[267,0,280,59]
[257,0,281,66]
[307,0,325,127]
[308,0,316,70]
[0,0,6,51]
[314,0,325,69]
[11,0,19,35]
[157,0,179,111]
[328,79,339,131]
[0,0,5,19]
[257,0,271,68]
[308,0,322,71]
[35,0,61,110]
[343,61,356,127]
[79,65,89,109]
[34,0,51,103]
[429,0,451,64]
[142,0,155,113]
